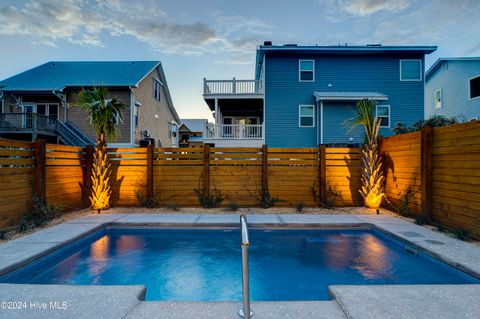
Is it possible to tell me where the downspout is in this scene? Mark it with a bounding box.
[316,100,319,146]
[52,90,67,122]
[320,101,324,145]
[130,87,135,147]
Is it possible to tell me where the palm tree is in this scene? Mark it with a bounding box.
[76,87,126,213]
[345,99,385,209]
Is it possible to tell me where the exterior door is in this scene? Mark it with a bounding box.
[22,104,35,128]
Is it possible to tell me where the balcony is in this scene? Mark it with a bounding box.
[0,113,57,134]
[203,78,263,96]
[203,123,264,147]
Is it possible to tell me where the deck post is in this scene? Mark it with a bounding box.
[83,144,94,207]
[319,145,326,206]
[34,138,46,204]
[146,144,154,200]
[262,144,268,195]
[203,144,210,200]
[421,126,433,219]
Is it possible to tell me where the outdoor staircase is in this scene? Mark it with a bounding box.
[57,121,94,147]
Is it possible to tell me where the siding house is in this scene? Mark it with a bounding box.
[425,57,480,121]
[203,43,436,147]
[0,61,180,147]
[179,119,208,147]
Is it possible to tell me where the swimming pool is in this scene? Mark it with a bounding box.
[1,227,478,301]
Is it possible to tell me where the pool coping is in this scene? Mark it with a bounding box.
[0,213,479,318]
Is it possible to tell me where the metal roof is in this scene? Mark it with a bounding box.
[180,119,208,132]
[425,57,480,81]
[314,91,388,101]
[0,61,160,91]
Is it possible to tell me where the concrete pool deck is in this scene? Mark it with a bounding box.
[0,213,479,318]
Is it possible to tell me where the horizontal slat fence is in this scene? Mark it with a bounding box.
[0,140,35,228]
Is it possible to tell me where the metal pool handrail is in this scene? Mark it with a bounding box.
[239,214,253,318]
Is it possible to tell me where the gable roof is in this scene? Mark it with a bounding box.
[425,57,480,81]
[180,119,208,132]
[0,61,160,91]
[255,44,437,79]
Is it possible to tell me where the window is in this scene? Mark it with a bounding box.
[299,105,315,127]
[376,105,390,128]
[435,89,442,109]
[299,60,315,82]
[469,76,480,99]
[153,78,162,101]
[400,60,422,81]
[135,106,139,127]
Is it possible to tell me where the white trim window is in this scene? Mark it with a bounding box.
[376,105,390,128]
[400,60,422,81]
[469,75,480,99]
[435,89,442,109]
[299,60,315,82]
[299,105,315,127]
[153,78,162,101]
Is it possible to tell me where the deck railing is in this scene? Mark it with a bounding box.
[204,123,263,140]
[203,78,263,95]
[0,113,57,132]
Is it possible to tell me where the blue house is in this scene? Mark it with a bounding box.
[425,57,480,121]
[203,43,436,147]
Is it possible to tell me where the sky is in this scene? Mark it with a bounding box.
[0,0,479,120]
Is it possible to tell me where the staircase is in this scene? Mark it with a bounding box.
[57,121,94,146]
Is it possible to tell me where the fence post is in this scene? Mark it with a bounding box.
[262,145,268,194]
[319,145,327,206]
[146,145,154,199]
[83,145,94,207]
[421,126,433,219]
[34,138,46,204]
[203,144,210,200]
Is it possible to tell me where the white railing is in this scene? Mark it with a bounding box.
[204,123,263,140]
[203,78,263,95]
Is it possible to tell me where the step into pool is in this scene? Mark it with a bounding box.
[1,227,478,301]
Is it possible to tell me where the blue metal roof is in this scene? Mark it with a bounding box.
[0,61,160,91]
[425,57,480,81]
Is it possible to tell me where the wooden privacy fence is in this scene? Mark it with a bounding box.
[380,120,480,236]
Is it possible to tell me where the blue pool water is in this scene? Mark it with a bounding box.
[1,227,478,301]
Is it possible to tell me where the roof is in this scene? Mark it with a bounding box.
[180,119,208,132]
[255,44,437,79]
[0,61,161,91]
[314,91,388,102]
[425,57,480,80]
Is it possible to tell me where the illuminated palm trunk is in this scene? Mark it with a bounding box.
[90,132,111,213]
[360,143,385,209]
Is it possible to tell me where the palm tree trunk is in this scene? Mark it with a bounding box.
[90,132,111,213]
[360,143,385,209]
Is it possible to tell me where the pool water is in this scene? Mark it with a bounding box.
[1,228,478,301]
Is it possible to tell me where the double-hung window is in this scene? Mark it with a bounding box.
[153,78,162,101]
[299,105,315,127]
[299,60,315,82]
[400,60,422,81]
[376,105,390,128]
[470,76,480,99]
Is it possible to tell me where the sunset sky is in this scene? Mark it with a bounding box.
[0,0,478,119]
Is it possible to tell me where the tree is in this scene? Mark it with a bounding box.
[76,87,126,213]
[345,99,385,209]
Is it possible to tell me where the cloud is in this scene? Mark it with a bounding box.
[320,0,411,17]
[0,0,218,54]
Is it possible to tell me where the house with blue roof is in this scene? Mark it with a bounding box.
[202,42,436,147]
[0,61,180,147]
[178,119,209,147]
[425,57,480,121]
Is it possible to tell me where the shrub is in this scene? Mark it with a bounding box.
[451,228,470,241]
[396,186,416,217]
[258,189,279,209]
[195,189,226,208]
[312,183,340,209]
[414,215,428,225]
[167,204,180,212]
[225,202,239,212]
[393,115,457,135]
[136,192,161,209]
[19,196,63,232]
[295,201,305,213]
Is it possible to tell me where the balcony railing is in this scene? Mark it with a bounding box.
[203,78,263,95]
[204,123,263,140]
[0,113,57,132]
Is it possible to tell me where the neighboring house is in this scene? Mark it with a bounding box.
[0,61,180,147]
[178,119,208,148]
[425,57,480,121]
[203,43,436,147]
